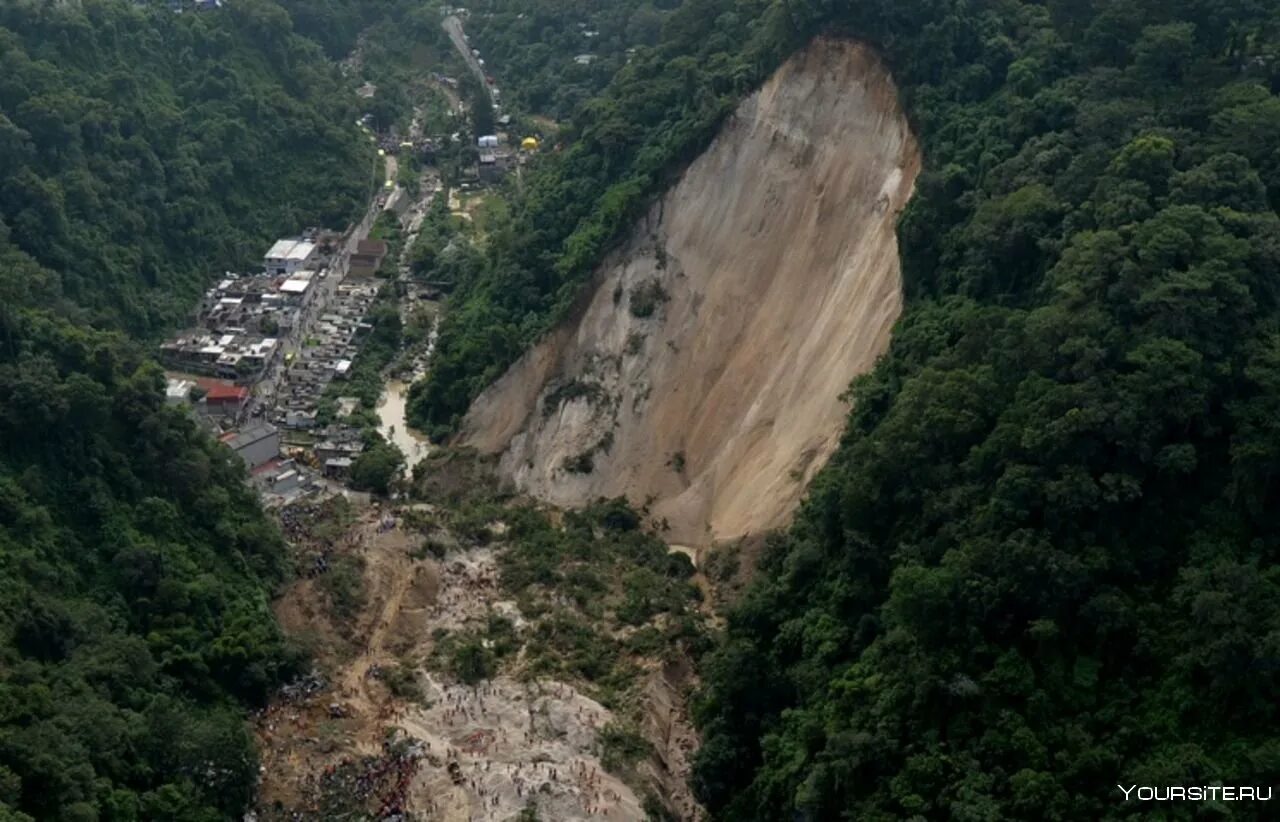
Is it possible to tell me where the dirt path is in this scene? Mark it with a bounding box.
[340,517,418,710]
[442,16,492,105]
[254,503,658,820]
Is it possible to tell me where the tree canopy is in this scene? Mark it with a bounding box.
[691,0,1280,818]
[0,1,370,818]
[0,0,370,335]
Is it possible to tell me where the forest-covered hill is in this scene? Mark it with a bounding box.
[465,0,679,120]
[690,0,1280,818]
[0,0,369,335]
[0,1,369,818]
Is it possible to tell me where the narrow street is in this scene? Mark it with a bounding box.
[246,161,391,422]
[442,15,492,104]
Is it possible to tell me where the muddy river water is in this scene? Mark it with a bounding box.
[376,379,430,469]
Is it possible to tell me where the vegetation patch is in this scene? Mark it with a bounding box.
[628,279,670,319]
[598,722,653,774]
[430,615,520,684]
[541,378,606,418]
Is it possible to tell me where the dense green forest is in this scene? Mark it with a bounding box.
[466,0,680,120]
[0,0,369,335]
[0,1,371,818]
[689,0,1280,819]
[0,314,302,821]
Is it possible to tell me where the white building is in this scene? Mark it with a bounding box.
[165,378,195,405]
[278,272,315,306]
[264,238,317,276]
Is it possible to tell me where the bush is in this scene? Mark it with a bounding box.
[599,722,651,773]
[628,279,669,318]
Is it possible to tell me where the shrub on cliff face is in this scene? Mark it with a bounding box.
[628,279,670,318]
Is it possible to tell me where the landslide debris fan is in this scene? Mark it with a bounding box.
[461,39,919,546]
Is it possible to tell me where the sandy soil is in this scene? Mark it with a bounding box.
[459,38,920,546]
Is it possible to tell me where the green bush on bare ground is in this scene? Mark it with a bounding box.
[598,722,652,773]
[319,555,367,626]
[628,279,670,319]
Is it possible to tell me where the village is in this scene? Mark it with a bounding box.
[158,211,396,499]
[152,0,566,507]
[157,94,537,504]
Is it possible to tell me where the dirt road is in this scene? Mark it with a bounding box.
[443,15,492,105]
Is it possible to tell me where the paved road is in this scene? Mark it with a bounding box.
[442,16,492,105]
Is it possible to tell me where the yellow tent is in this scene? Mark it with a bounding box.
[521,136,539,151]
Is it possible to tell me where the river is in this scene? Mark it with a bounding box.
[376,378,430,469]
[376,306,439,471]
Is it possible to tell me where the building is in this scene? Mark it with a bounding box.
[264,238,317,276]
[349,239,388,278]
[284,409,318,430]
[198,378,251,417]
[224,423,280,469]
[253,458,305,495]
[478,151,508,184]
[315,438,365,464]
[277,272,315,306]
[324,457,354,480]
[165,378,195,405]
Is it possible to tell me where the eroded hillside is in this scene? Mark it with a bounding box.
[461,38,920,545]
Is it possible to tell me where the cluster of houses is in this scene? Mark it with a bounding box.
[272,279,383,432]
[160,332,281,384]
[158,231,386,504]
[159,236,330,383]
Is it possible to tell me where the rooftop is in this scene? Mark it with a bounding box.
[227,423,278,451]
[264,238,317,262]
[279,278,311,294]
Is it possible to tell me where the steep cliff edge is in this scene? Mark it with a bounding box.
[461,38,920,546]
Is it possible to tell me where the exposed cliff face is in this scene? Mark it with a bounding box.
[461,38,920,546]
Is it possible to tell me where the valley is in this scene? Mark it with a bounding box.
[246,30,920,819]
[2,1,1277,820]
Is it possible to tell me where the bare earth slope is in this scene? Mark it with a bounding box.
[462,39,920,546]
